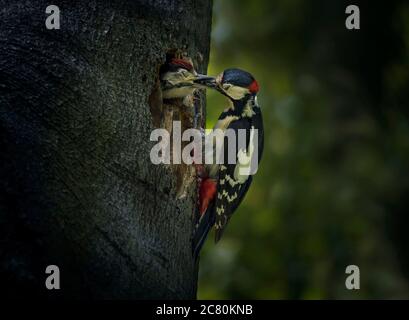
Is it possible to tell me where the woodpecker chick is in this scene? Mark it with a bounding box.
[193,68,264,258]
[160,58,213,100]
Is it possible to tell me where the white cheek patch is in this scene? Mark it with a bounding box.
[162,69,194,85]
[225,86,250,100]
[162,72,183,85]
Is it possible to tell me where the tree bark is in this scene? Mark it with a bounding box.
[0,0,212,299]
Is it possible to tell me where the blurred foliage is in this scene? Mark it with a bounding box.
[198,0,409,299]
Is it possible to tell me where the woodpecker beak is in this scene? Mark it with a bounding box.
[193,75,216,89]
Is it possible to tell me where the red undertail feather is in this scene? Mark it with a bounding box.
[199,178,217,215]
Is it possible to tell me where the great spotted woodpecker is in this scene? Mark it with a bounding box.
[192,68,264,258]
[160,58,213,99]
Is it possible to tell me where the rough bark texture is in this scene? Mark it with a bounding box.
[0,0,212,299]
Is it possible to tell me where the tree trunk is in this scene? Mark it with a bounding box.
[0,0,212,299]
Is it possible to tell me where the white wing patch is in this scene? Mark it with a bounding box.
[234,126,256,182]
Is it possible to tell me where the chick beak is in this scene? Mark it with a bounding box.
[193,74,217,89]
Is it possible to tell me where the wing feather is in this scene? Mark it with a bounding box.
[214,117,254,242]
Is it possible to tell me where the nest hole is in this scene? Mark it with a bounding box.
[148,50,199,199]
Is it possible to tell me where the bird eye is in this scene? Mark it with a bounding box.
[180,69,190,78]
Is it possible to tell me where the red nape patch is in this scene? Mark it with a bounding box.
[248,79,259,93]
[199,178,217,215]
[170,58,193,71]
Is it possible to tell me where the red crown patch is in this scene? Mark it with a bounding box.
[170,58,194,71]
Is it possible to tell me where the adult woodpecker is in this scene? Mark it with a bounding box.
[192,68,264,258]
[160,58,213,99]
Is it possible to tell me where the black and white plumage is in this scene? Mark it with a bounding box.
[214,102,263,242]
[193,68,264,257]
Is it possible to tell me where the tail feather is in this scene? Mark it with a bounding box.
[192,204,215,259]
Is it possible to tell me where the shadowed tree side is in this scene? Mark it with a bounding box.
[0,0,212,299]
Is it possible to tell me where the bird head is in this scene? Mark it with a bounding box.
[160,58,214,99]
[196,68,259,101]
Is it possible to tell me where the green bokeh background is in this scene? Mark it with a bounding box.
[198,0,409,299]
